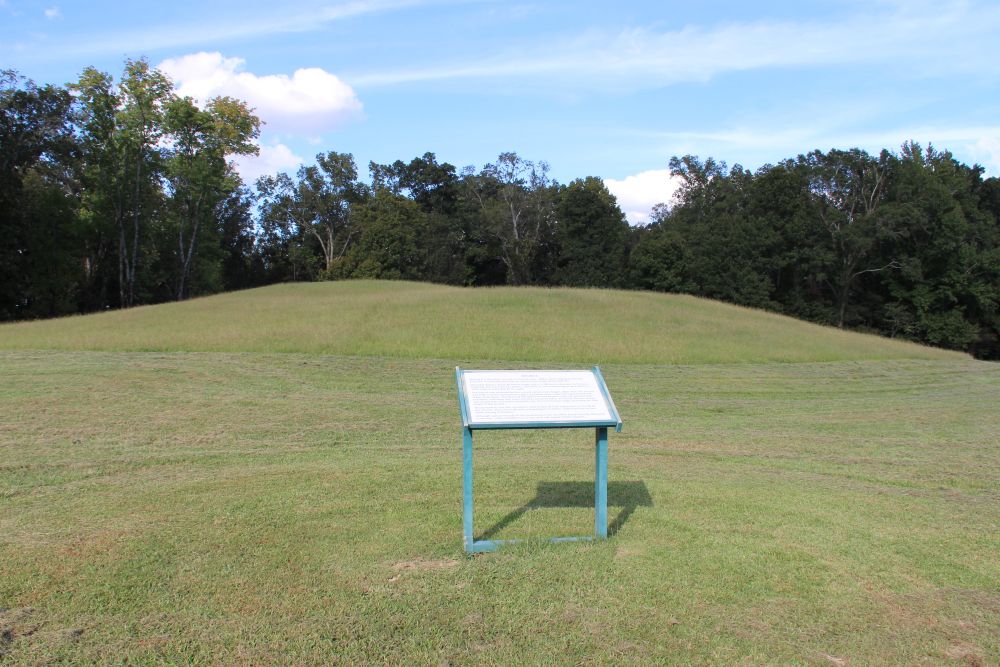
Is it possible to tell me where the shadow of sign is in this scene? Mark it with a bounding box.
[478,480,653,541]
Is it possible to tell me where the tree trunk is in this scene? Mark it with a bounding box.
[124,146,144,308]
[117,215,126,308]
[177,193,203,301]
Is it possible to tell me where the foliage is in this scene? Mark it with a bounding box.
[464,152,557,285]
[3,64,1000,358]
[343,190,429,280]
[161,95,259,299]
[554,177,629,287]
[62,60,263,309]
[257,151,366,280]
[369,153,468,284]
[628,147,1000,357]
[0,70,77,319]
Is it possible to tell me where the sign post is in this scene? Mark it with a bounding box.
[455,367,623,553]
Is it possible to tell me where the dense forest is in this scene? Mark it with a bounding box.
[3,62,999,358]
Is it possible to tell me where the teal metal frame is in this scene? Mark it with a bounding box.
[456,367,623,554]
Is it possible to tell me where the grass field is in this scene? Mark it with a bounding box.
[1,281,997,665]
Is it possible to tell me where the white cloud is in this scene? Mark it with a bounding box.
[968,135,1000,177]
[634,124,1000,177]
[604,169,683,225]
[43,6,60,19]
[233,142,305,184]
[350,1,1000,89]
[24,0,429,59]
[158,52,363,133]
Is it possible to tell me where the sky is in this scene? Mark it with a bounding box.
[3,0,1000,223]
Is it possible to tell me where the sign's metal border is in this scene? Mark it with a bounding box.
[455,366,623,554]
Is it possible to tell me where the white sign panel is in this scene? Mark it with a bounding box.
[462,370,613,425]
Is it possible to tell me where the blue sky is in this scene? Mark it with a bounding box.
[3,0,1000,222]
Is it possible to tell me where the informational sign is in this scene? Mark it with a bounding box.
[455,366,623,553]
[461,370,614,425]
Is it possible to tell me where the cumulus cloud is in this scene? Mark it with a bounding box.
[969,135,1000,177]
[43,6,60,19]
[158,52,362,133]
[233,142,305,184]
[604,170,682,225]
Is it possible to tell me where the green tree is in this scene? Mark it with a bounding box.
[70,67,120,310]
[346,190,429,279]
[656,156,778,308]
[627,206,690,293]
[799,148,899,328]
[256,173,310,282]
[257,152,366,278]
[554,177,629,287]
[162,95,259,299]
[216,186,263,290]
[746,162,829,321]
[875,143,999,351]
[72,59,173,307]
[0,70,78,319]
[369,153,467,283]
[973,175,1000,358]
[465,152,556,285]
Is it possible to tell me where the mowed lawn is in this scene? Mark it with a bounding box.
[1,282,997,665]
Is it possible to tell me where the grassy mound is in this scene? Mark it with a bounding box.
[0,280,962,363]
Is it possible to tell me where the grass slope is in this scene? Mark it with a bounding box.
[0,280,962,363]
[1,283,996,665]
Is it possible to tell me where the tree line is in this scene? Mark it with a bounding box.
[2,62,998,358]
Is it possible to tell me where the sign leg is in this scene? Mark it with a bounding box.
[595,427,608,538]
[463,427,474,553]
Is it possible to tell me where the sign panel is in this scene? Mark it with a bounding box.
[459,369,618,428]
[455,365,623,552]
